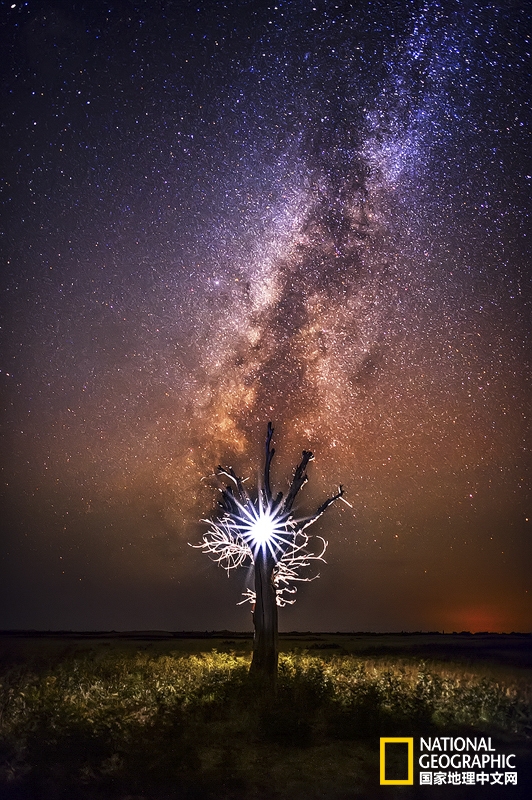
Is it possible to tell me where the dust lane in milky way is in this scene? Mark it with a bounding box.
[0,1,529,632]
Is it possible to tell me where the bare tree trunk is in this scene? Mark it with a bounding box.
[249,548,278,683]
[213,423,344,687]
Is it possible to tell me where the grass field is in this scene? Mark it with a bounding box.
[0,633,530,799]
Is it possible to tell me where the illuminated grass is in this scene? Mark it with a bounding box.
[0,651,530,797]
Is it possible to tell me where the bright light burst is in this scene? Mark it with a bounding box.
[228,495,292,559]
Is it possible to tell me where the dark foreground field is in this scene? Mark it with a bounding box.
[0,632,530,799]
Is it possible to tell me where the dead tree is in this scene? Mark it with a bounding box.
[194,423,346,683]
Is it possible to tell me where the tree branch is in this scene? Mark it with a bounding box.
[283,450,314,513]
[216,465,249,503]
[263,421,275,503]
[219,484,240,516]
[298,485,345,532]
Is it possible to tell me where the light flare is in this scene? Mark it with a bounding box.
[229,496,292,559]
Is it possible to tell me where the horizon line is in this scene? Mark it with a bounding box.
[1,629,530,637]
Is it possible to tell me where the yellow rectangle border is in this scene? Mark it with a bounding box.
[380,737,414,785]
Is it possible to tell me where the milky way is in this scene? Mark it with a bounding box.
[1,1,530,632]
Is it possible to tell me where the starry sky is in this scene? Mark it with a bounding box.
[0,0,530,633]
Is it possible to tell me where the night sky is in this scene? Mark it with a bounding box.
[1,0,530,633]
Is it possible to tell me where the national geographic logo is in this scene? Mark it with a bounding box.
[380,737,518,787]
[380,738,414,785]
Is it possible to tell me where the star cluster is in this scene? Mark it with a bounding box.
[0,1,530,632]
